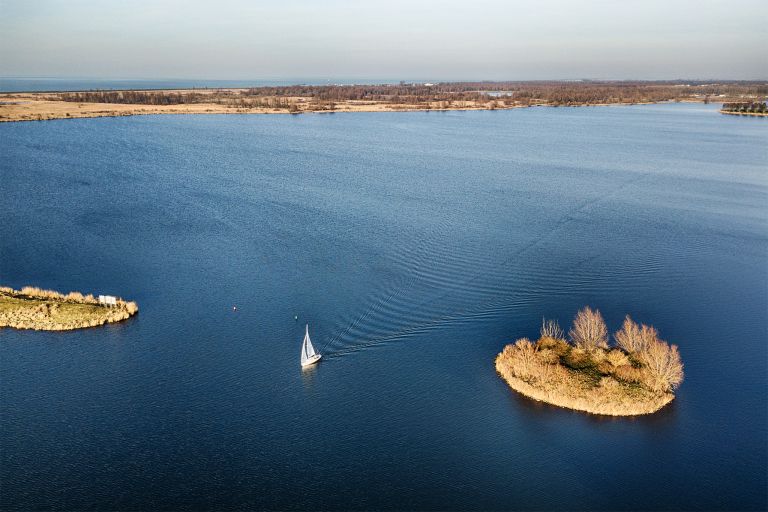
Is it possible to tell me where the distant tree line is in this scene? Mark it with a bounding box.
[721,101,767,113]
[57,91,208,105]
[53,81,766,110]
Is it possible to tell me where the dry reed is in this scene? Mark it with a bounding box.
[540,318,564,340]
[0,286,138,331]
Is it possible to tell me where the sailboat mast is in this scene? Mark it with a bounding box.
[300,323,322,367]
[305,324,315,357]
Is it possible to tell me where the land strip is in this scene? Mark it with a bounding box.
[1,80,765,122]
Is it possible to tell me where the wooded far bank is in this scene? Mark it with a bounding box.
[1,80,765,122]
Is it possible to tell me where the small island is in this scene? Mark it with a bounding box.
[0,286,138,331]
[496,307,684,416]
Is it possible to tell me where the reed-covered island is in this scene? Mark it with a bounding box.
[0,286,138,331]
[496,307,684,416]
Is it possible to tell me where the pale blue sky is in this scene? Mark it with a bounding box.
[1,0,765,80]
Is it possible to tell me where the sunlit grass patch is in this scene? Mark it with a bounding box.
[0,286,138,331]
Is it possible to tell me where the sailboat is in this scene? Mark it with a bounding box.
[300,324,322,368]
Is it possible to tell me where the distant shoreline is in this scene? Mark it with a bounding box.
[720,110,768,117]
[0,92,666,123]
[2,80,763,123]
[0,94,518,122]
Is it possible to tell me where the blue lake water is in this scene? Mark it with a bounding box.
[1,104,766,511]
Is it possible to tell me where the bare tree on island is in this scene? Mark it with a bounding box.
[569,306,608,350]
[614,315,657,353]
[540,318,564,340]
[638,337,684,392]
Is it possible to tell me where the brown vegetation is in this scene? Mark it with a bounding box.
[640,338,684,393]
[1,80,765,122]
[614,315,654,353]
[0,286,138,331]
[568,306,608,350]
[720,101,768,116]
[53,81,767,108]
[540,318,564,340]
[495,307,684,416]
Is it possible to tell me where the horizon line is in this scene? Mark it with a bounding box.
[2,76,767,83]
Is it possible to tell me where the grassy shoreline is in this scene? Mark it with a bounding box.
[0,94,659,123]
[720,110,768,117]
[0,286,138,331]
[0,98,722,124]
[495,350,675,416]
[0,96,521,122]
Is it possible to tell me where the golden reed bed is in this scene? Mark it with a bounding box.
[496,308,683,416]
[0,286,138,331]
[0,92,515,122]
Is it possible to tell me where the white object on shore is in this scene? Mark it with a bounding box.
[98,295,117,306]
[300,324,322,368]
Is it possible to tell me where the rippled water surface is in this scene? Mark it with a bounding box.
[1,104,766,510]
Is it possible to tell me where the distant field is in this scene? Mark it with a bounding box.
[1,80,764,122]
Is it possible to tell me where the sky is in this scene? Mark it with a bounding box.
[1,0,766,81]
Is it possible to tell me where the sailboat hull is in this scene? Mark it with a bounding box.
[301,354,322,368]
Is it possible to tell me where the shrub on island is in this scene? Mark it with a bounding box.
[496,307,683,416]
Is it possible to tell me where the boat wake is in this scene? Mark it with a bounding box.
[320,171,665,359]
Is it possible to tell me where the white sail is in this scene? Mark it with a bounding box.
[301,324,319,366]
